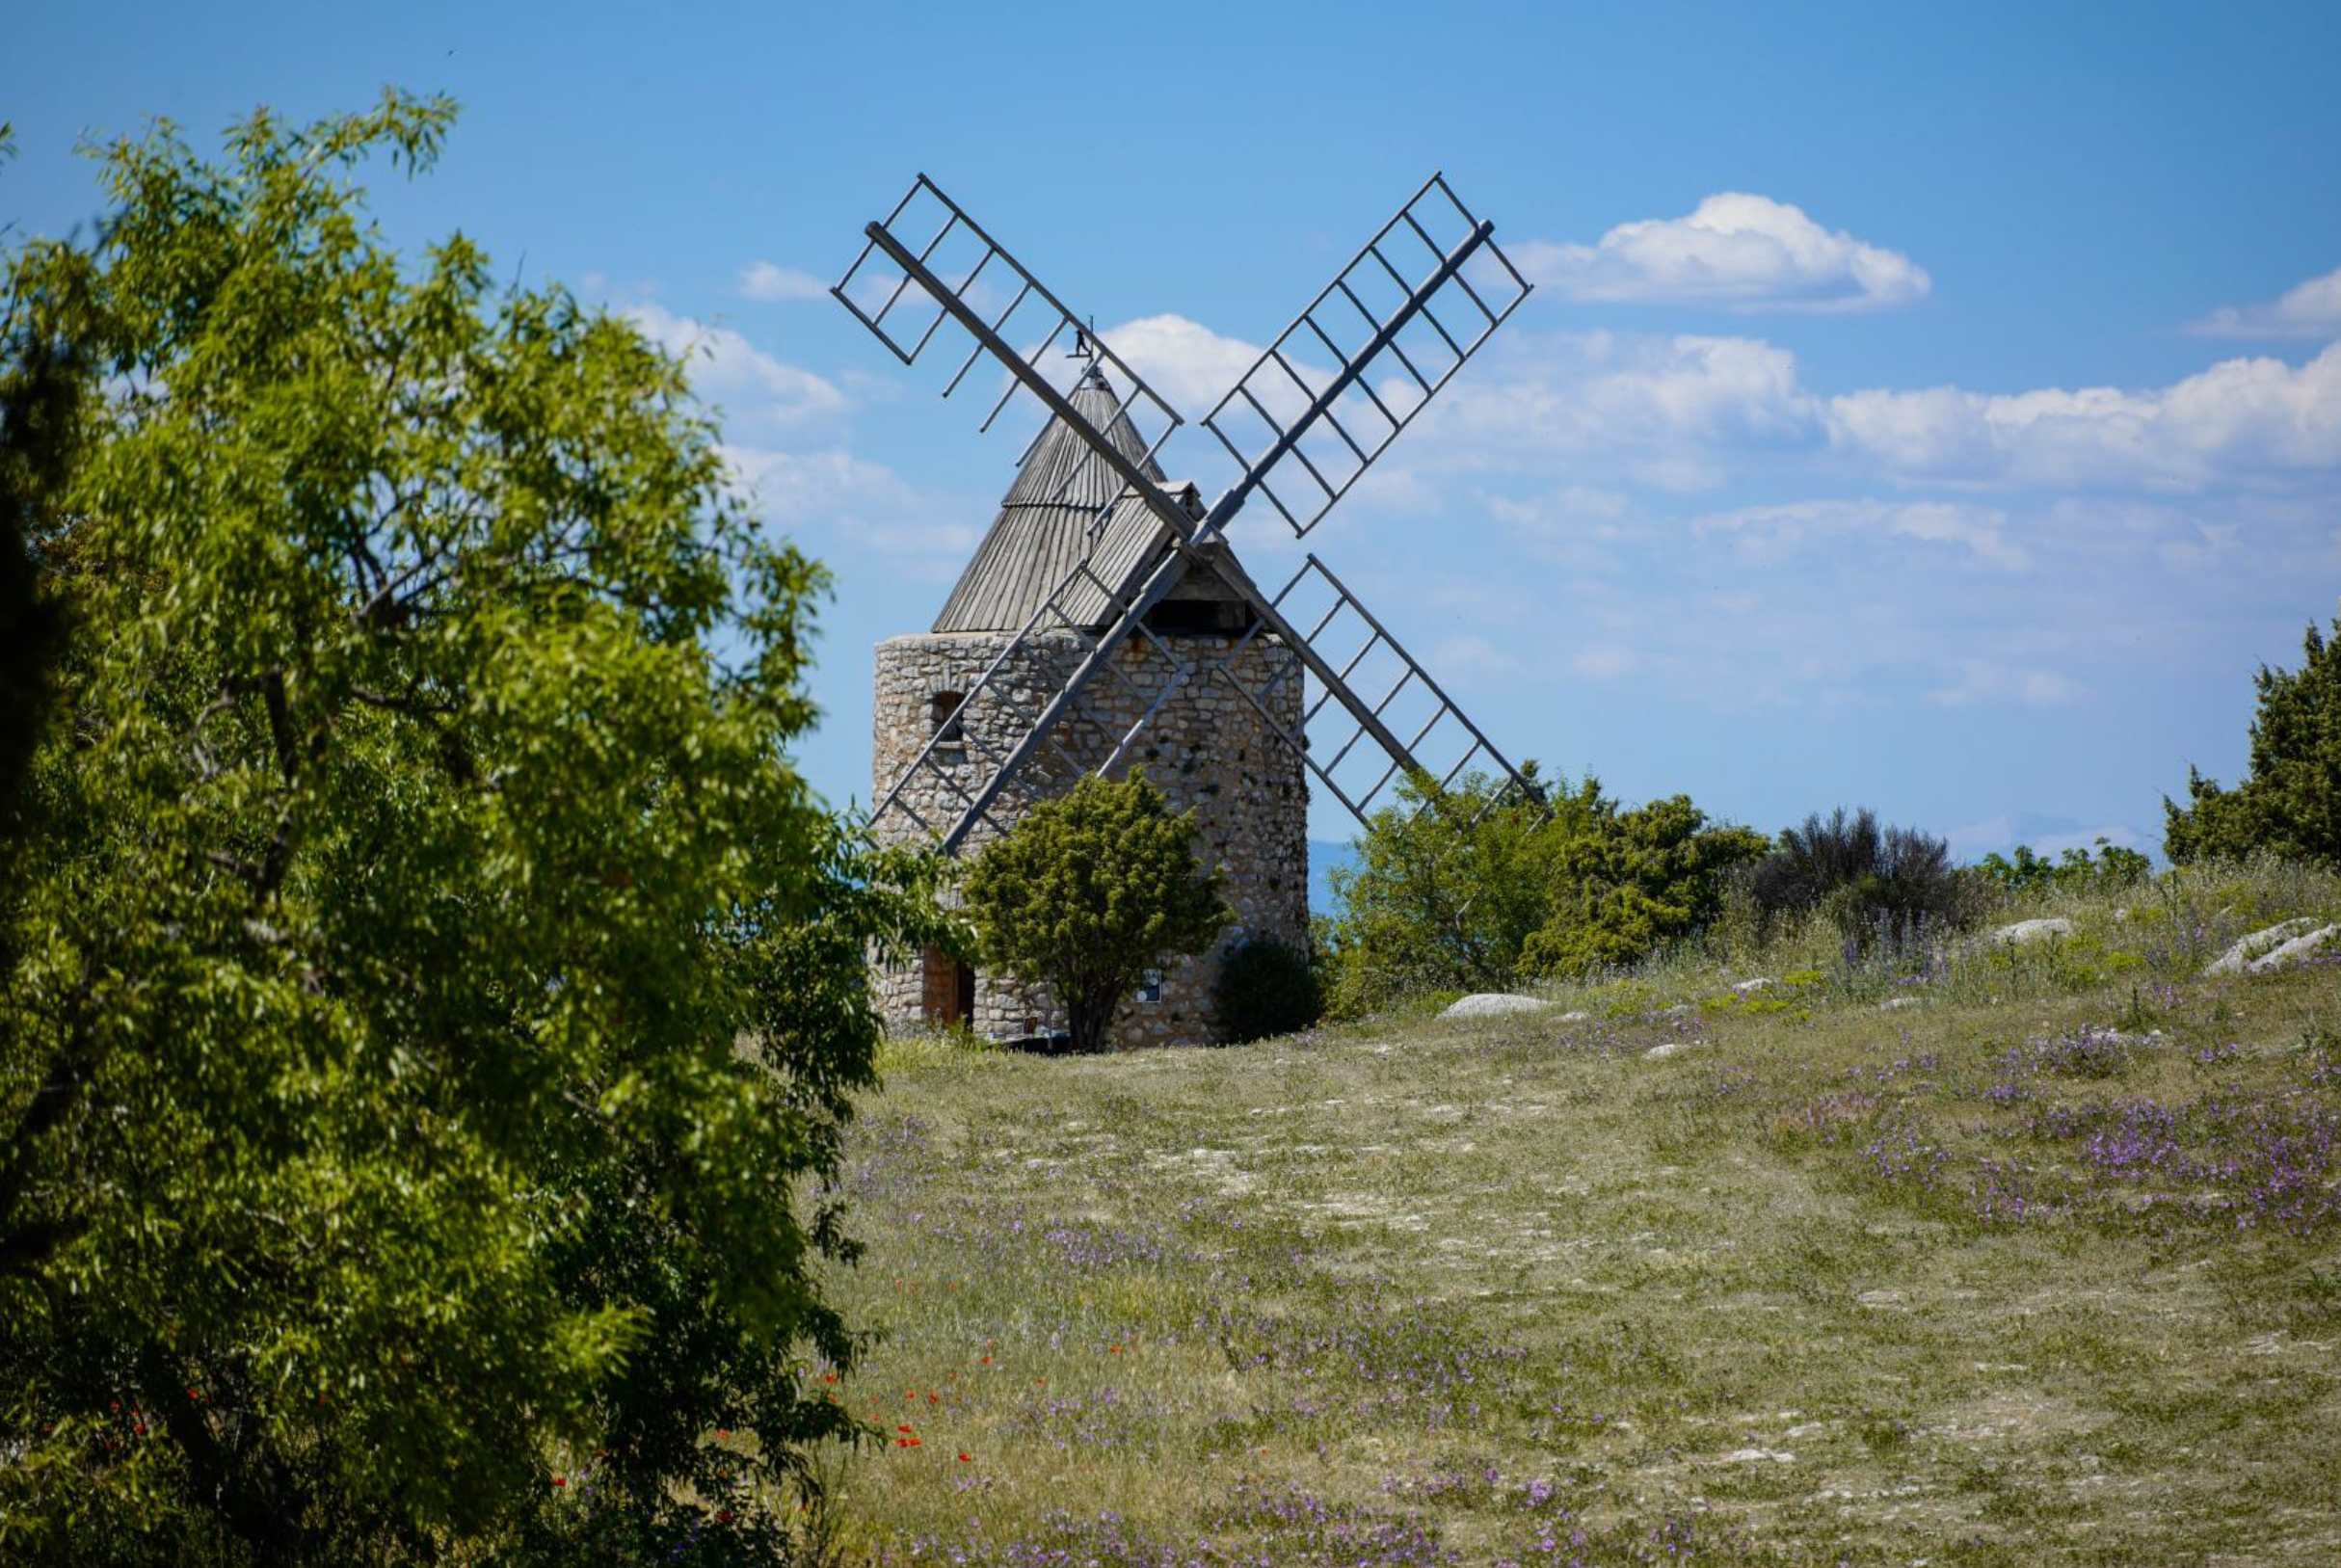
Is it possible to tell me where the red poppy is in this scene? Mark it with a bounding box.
[716,1509,732,1523]
[957,1451,971,1463]
[551,1476,567,1488]
[715,1428,730,1440]
[979,1356,992,1366]
[897,1424,913,1434]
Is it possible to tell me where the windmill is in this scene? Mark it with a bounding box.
[838,173,1544,1044]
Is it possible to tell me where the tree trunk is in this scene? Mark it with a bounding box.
[1068,986,1119,1053]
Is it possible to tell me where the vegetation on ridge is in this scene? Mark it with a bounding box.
[821,855,2341,1565]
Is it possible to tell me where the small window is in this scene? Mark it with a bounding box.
[928,690,966,759]
[1137,969,1163,1004]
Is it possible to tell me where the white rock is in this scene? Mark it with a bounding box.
[1643,1042,1683,1060]
[1440,993,1550,1020]
[1877,997,1922,1012]
[2246,924,2339,974]
[1990,917,2073,944]
[2205,917,2324,976]
[1731,977,1773,996]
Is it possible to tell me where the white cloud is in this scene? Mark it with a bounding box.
[1928,660,2088,708]
[737,260,830,302]
[723,443,977,577]
[1427,330,1823,488]
[1102,313,1264,415]
[1514,193,1930,313]
[2187,265,2341,340]
[1694,498,2028,571]
[1826,340,2341,490]
[625,303,847,430]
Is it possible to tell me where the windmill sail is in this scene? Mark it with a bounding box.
[844,172,1543,853]
[1195,173,1532,541]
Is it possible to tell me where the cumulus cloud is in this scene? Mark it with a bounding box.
[1102,313,1265,414]
[1825,340,2341,489]
[1694,498,2028,571]
[723,443,977,576]
[1425,330,1823,488]
[2186,264,2341,340]
[737,260,830,302]
[1514,193,1930,313]
[625,303,847,430]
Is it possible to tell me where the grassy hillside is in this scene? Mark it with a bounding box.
[811,864,2341,1565]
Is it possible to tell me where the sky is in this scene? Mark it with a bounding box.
[9,0,2341,862]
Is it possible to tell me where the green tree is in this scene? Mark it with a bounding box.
[1323,767,1586,1014]
[963,772,1229,1053]
[1522,794,1769,977]
[0,93,944,1566]
[2165,613,2341,869]
[1323,769,1765,1012]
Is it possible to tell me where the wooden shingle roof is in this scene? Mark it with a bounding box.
[931,369,1185,634]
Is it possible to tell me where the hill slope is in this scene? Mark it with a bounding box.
[819,875,2341,1565]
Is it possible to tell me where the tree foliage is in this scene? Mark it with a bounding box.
[963,773,1229,1053]
[1210,934,1320,1046]
[0,93,944,1566]
[1323,769,1767,1014]
[1522,792,1770,977]
[1973,838,2152,895]
[2165,613,2341,870]
[1745,807,1968,950]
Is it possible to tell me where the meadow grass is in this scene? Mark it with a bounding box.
[812,863,2341,1565]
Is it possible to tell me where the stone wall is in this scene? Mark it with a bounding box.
[870,627,1308,1048]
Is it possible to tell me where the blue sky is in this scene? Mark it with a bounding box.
[10,1,2341,859]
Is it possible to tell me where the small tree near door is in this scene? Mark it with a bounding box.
[964,773,1230,1052]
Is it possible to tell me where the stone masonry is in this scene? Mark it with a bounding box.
[870,626,1308,1048]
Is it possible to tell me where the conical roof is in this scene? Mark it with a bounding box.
[931,367,1181,634]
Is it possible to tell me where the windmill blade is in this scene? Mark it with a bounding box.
[1194,553,1545,830]
[1196,173,1531,540]
[833,173,1186,500]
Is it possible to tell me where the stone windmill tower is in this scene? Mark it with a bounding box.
[840,173,1546,1048]
[870,367,1309,1046]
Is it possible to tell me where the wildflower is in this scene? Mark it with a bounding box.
[958,1451,972,1462]
[716,1509,732,1522]
[898,1424,914,1433]
[715,1428,730,1440]
[551,1476,567,1488]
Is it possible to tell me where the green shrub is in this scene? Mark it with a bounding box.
[1211,933,1321,1044]
[1323,768,1767,1012]
[964,772,1230,1053]
[1747,807,1967,951]
[1975,839,2152,894]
